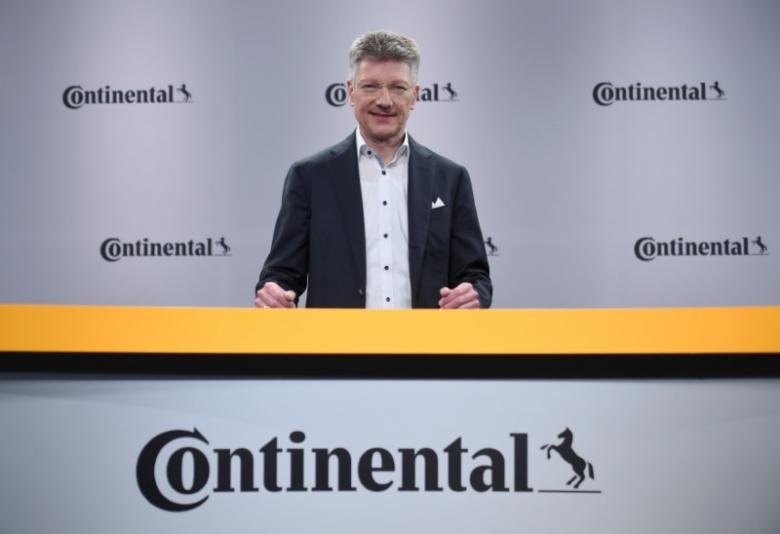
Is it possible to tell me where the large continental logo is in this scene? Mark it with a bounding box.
[325,81,459,107]
[136,427,599,512]
[63,84,193,109]
[634,236,768,261]
[100,237,231,262]
[593,81,726,106]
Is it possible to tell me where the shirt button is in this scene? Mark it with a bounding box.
[367,150,372,155]
[385,297,391,302]
[381,170,386,176]
[384,265,389,271]
[382,200,387,206]
[383,233,388,238]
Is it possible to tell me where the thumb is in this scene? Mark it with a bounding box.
[284,290,296,301]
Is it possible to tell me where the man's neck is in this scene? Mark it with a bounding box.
[359,129,405,167]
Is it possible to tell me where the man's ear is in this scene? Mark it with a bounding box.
[411,83,420,109]
[346,79,355,107]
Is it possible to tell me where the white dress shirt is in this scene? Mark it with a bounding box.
[356,129,412,308]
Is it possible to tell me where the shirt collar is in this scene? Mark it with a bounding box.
[355,128,409,163]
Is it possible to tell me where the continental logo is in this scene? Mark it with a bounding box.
[634,236,768,261]
[100,237,231,262]
[63,84,192,109]
[593,81,726,106]
[136,427,600,512]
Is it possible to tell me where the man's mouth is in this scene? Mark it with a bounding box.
[369,110,396,118]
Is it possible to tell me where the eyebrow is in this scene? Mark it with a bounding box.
[358,79,410,86]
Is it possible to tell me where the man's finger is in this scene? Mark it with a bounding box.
[440,291,476,309]
[457,296,481,309]
[255,289,283,308]
[255,282,296,308]
[439,284,464,307]
[443,291,479,308]
[438,282,478,309]
[261,290,294,308]
[264,282,288,300]
[438,283,467,302]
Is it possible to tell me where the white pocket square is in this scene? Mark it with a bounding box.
[432,197,446,209]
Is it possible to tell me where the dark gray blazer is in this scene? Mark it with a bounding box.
[257,133,492,308]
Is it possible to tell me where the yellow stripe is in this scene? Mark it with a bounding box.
[0,304,778,355]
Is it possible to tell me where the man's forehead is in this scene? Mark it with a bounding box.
[355,58,413,79]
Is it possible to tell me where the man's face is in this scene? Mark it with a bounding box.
[347,58,419,146]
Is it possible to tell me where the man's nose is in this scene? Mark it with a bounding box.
[375,86,392,106]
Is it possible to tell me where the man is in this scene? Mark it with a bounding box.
[255,30,491,309]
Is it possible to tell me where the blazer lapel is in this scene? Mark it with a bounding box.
[407,135,434,305]
[327,134,367,289]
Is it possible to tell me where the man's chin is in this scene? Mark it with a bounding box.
[364,128,401,143]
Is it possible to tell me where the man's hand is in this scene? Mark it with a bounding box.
[438,282,480,309]
[255,281,296,308]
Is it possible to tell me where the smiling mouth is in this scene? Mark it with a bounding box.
[369,111,396,118]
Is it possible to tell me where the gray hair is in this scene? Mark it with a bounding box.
[349,30,420,83]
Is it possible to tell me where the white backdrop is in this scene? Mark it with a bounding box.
[1,0,778,307]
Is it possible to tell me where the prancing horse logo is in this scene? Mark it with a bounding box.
[177,84,192,102]
[541,428,595,489]
[216,236,231,255]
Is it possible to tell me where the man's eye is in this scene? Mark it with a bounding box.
[391,85,408,93]
[361,84,378,91]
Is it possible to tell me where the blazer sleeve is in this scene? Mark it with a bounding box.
[449,167,493,308]
[256,164,310,300]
